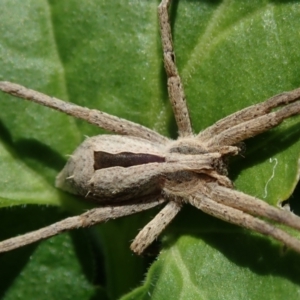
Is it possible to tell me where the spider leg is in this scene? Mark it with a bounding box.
[189,193,300,254]
[130,200,181,255]
[0,196,165,253]
[158,0,193,137]
[206,182,300,231]
[0,81,168,144]
[198,88,300,143]
[207,100,300,148]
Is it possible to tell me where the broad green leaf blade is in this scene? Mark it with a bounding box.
[0,140,59,206]
[123,209,300,299]
[123,229,300,300]
[0,206,101,299]
[0,0,300,299]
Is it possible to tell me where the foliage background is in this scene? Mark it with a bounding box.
[0,0,300,299]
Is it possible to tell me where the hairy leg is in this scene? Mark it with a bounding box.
[198,88,300,143]
[0,81,168,144]
[209,100,300,148]
[0,196,165,253]
[158,0,193,137]
[205,182,300,231]
[189,193,300,253]
[131,200,181,254]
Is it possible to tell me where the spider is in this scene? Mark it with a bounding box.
[0,0,300,256]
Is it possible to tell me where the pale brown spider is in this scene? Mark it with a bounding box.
[0,0,300,256]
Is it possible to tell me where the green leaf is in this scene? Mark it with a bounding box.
[123,227,300,300]
[0,0,300,299]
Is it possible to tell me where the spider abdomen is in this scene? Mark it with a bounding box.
[56,135,168,202]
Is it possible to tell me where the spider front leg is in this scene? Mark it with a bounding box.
[198,88,300,148]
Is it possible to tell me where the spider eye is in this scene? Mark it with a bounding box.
[93,151,165,170]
